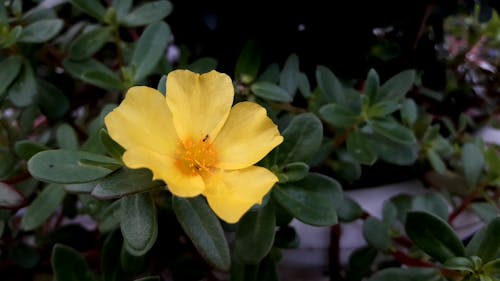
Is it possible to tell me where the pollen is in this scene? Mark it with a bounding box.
[175,136,217,176]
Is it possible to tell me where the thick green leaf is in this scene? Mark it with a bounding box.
[36,80,70,120]
[251,82,292,102]
[405,211,465,263]
[0,150,15,180]
[131,21,170,82]
[7,62,37,107]
[92,168,163,199]
[0,3,7,25]
[235,202,276,264]
[368,267,440,281]
[1,25,23,48]
[113,0,132,20]
[297,72,311,98]
[172,196,230,271]
[0,183,25,209]
[279,162,309,183]
[470,202,498,223]
[401,98,418,125]
[319,103,360,128]
[366,101,399,118]
[273,173,341,226]
[258,63,280,83]
[21,184,65,231]
[121,193,158,256]
[70,0,106,20]
[52,244,95,281]
[443,257,475,272]
[370,118,416,144]
[365,68,380,105]
[98,200,122,233]
[69,26,112,60]
[9,243,40,269]
[57,124,78,150]
[65,182,95,193]
[187,57,217,74]
[346,246,378,281]
[346,130,377,165]
[82,71,124,91]
[18,19,63,43]
[0,56,23,98]
[366,132,417,165]
[121,0,172,27]
[277,113,323,164]
[102,230,125,281]
[14,140,48,160]
[316,65,345,104]
[483,257,500,276]
[377,69,416,101]
[411,193,448,220]
[476,217,500,262]
[462,143,484,188]
[336,195,363,222]
[22,7,57,23]
[99,129,125,160]
[362,217,391,251]
[28,149,120,184]
[235,39,261,83]
[427,149,446,174]
[279,54,299,98]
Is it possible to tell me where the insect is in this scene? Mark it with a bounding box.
[202,134,209,142]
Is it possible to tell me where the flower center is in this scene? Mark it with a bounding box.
[175,136,217,176]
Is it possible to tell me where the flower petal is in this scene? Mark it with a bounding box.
[105,86,178,155]
[203,166,278,223]
[123,148,205,197]
[213,102,283,170]
[166,70,234,141]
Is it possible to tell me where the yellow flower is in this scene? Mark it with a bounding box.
[105,70,283,223]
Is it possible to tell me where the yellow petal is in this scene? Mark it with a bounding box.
[166,70,234,141]
[213,102,283,170]
[105,86,178,155]
[203,166,278,223]
[123,148,205,197]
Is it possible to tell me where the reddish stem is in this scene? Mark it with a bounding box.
[448,190,479,224]
[391,250,434,268]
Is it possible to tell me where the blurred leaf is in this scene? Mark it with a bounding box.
[51,244,95,281]
[92,168,163,199]
[23,7,57,23]
[443,257,475,272]
[405,211,465,263]
[251,82,292,103]
[368,268,440,281]
[466,228,486,257]
[187,57,217,74]
[14,140,48,160]
[28,149,120,184]
[64,59,123,91]
[363,217,391,251]
[99,129,125,160]
[18,19,63,43]
[483,257,500,276]
[9,243,40,269]
[0,56,23,99]
[0,3,6,25]
[120,241,147,274]
[0,183,25,209]
[36,80,70,120]
[366,132,417,165]
[320,103,359,128]
[470,202,498,223]
[274,226,299,249]
[370,118,416,144]
[1,25,22,48]
[70,0,106,20]
[121,0,172,27]
[367,101,399,118]
[0,150,15,180]
[476,217,500,262]
[172,196,230,271]
[427,149,446,174]
[377,69,416,102]
[401,98,417,125]
[65,182,95,193]
[21,184,65,231]
[336,195,363,222]
[346,246,377,281]
[7,62,37,107]
[57,124,78,150]
[411,193,448,220]
[273,173,341,226]
[365,68,379,105]
[346,130,377,165]
[235,39,261,83]
[156,75,166,95]
[235,202,275,264]
[258,63,280,83]
[131,21,170,82]
[462,143,484,188]
[332,155,362,183]
[316,65,345,105]
[121,193,158,256]
[279,162,309,183]
[113,0,133,20]
[98,200,122,233]
[69,26,113,61]
[277,113,323,164]
[382,201,397,227]
[279,54,299,98]
[102,230,125,281]
[297,72,311,98]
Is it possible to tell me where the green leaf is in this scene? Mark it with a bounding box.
[121,0,172,27]
[99,129,125,160]
[366,132,417,165]
[52,244,95,281]
[382,201,397,227]
[187,57,217,74]
[21,184,65,231]
[273,173,341,226]
[0,183,25,209]
[65,182,95,193]
[36,80,70,120]
[362,217,391,251]
[22,7,57,23]
[18,19,63,43]
[131,21,170,82]
[483,257,500,276]
[366,101,399,118]
[28,149,120,184]
[370,118,416,144]
[235,203,275,264]
[172,196,230,271]
[251,82,292,102]
[0,150,15,180]
[319,103,360,128]
[258,63,280,83]
[427,149,446,174]
[14,140,48,160]
[336,195,363,222]
[102,230,125,281]
[1,25,23,48]
[277,113,323,164]
[462,143,485,188]
[279,54,299,98]
[0,3,7,25]
[405,211,465,263]
[70,0,106,20]
[365,68,380,105]
[346,130,377,165]
[69,26,112,61]
[377,69,416,101]
[57,124,78,150]
[297,72,311,98]
[368,267,440,281]
[0,56,23,98]
[112,0,133,20]
[470,202,498,223]
[388,194,413,223]
[9,243,40,269]
[401,98,418,125]
[279,162,309,183]
[274,225,300,249]
[346,246,377,281]
[476,217,500,262]
[98,200,122,233]
[411,193,449,220]
[121,193,158,256]
[92,168,163,199]
[235,39,261,83]
[444,257,475,272]
[316,65,345,104]
[82,71,124,91]
[7,62,37,107]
